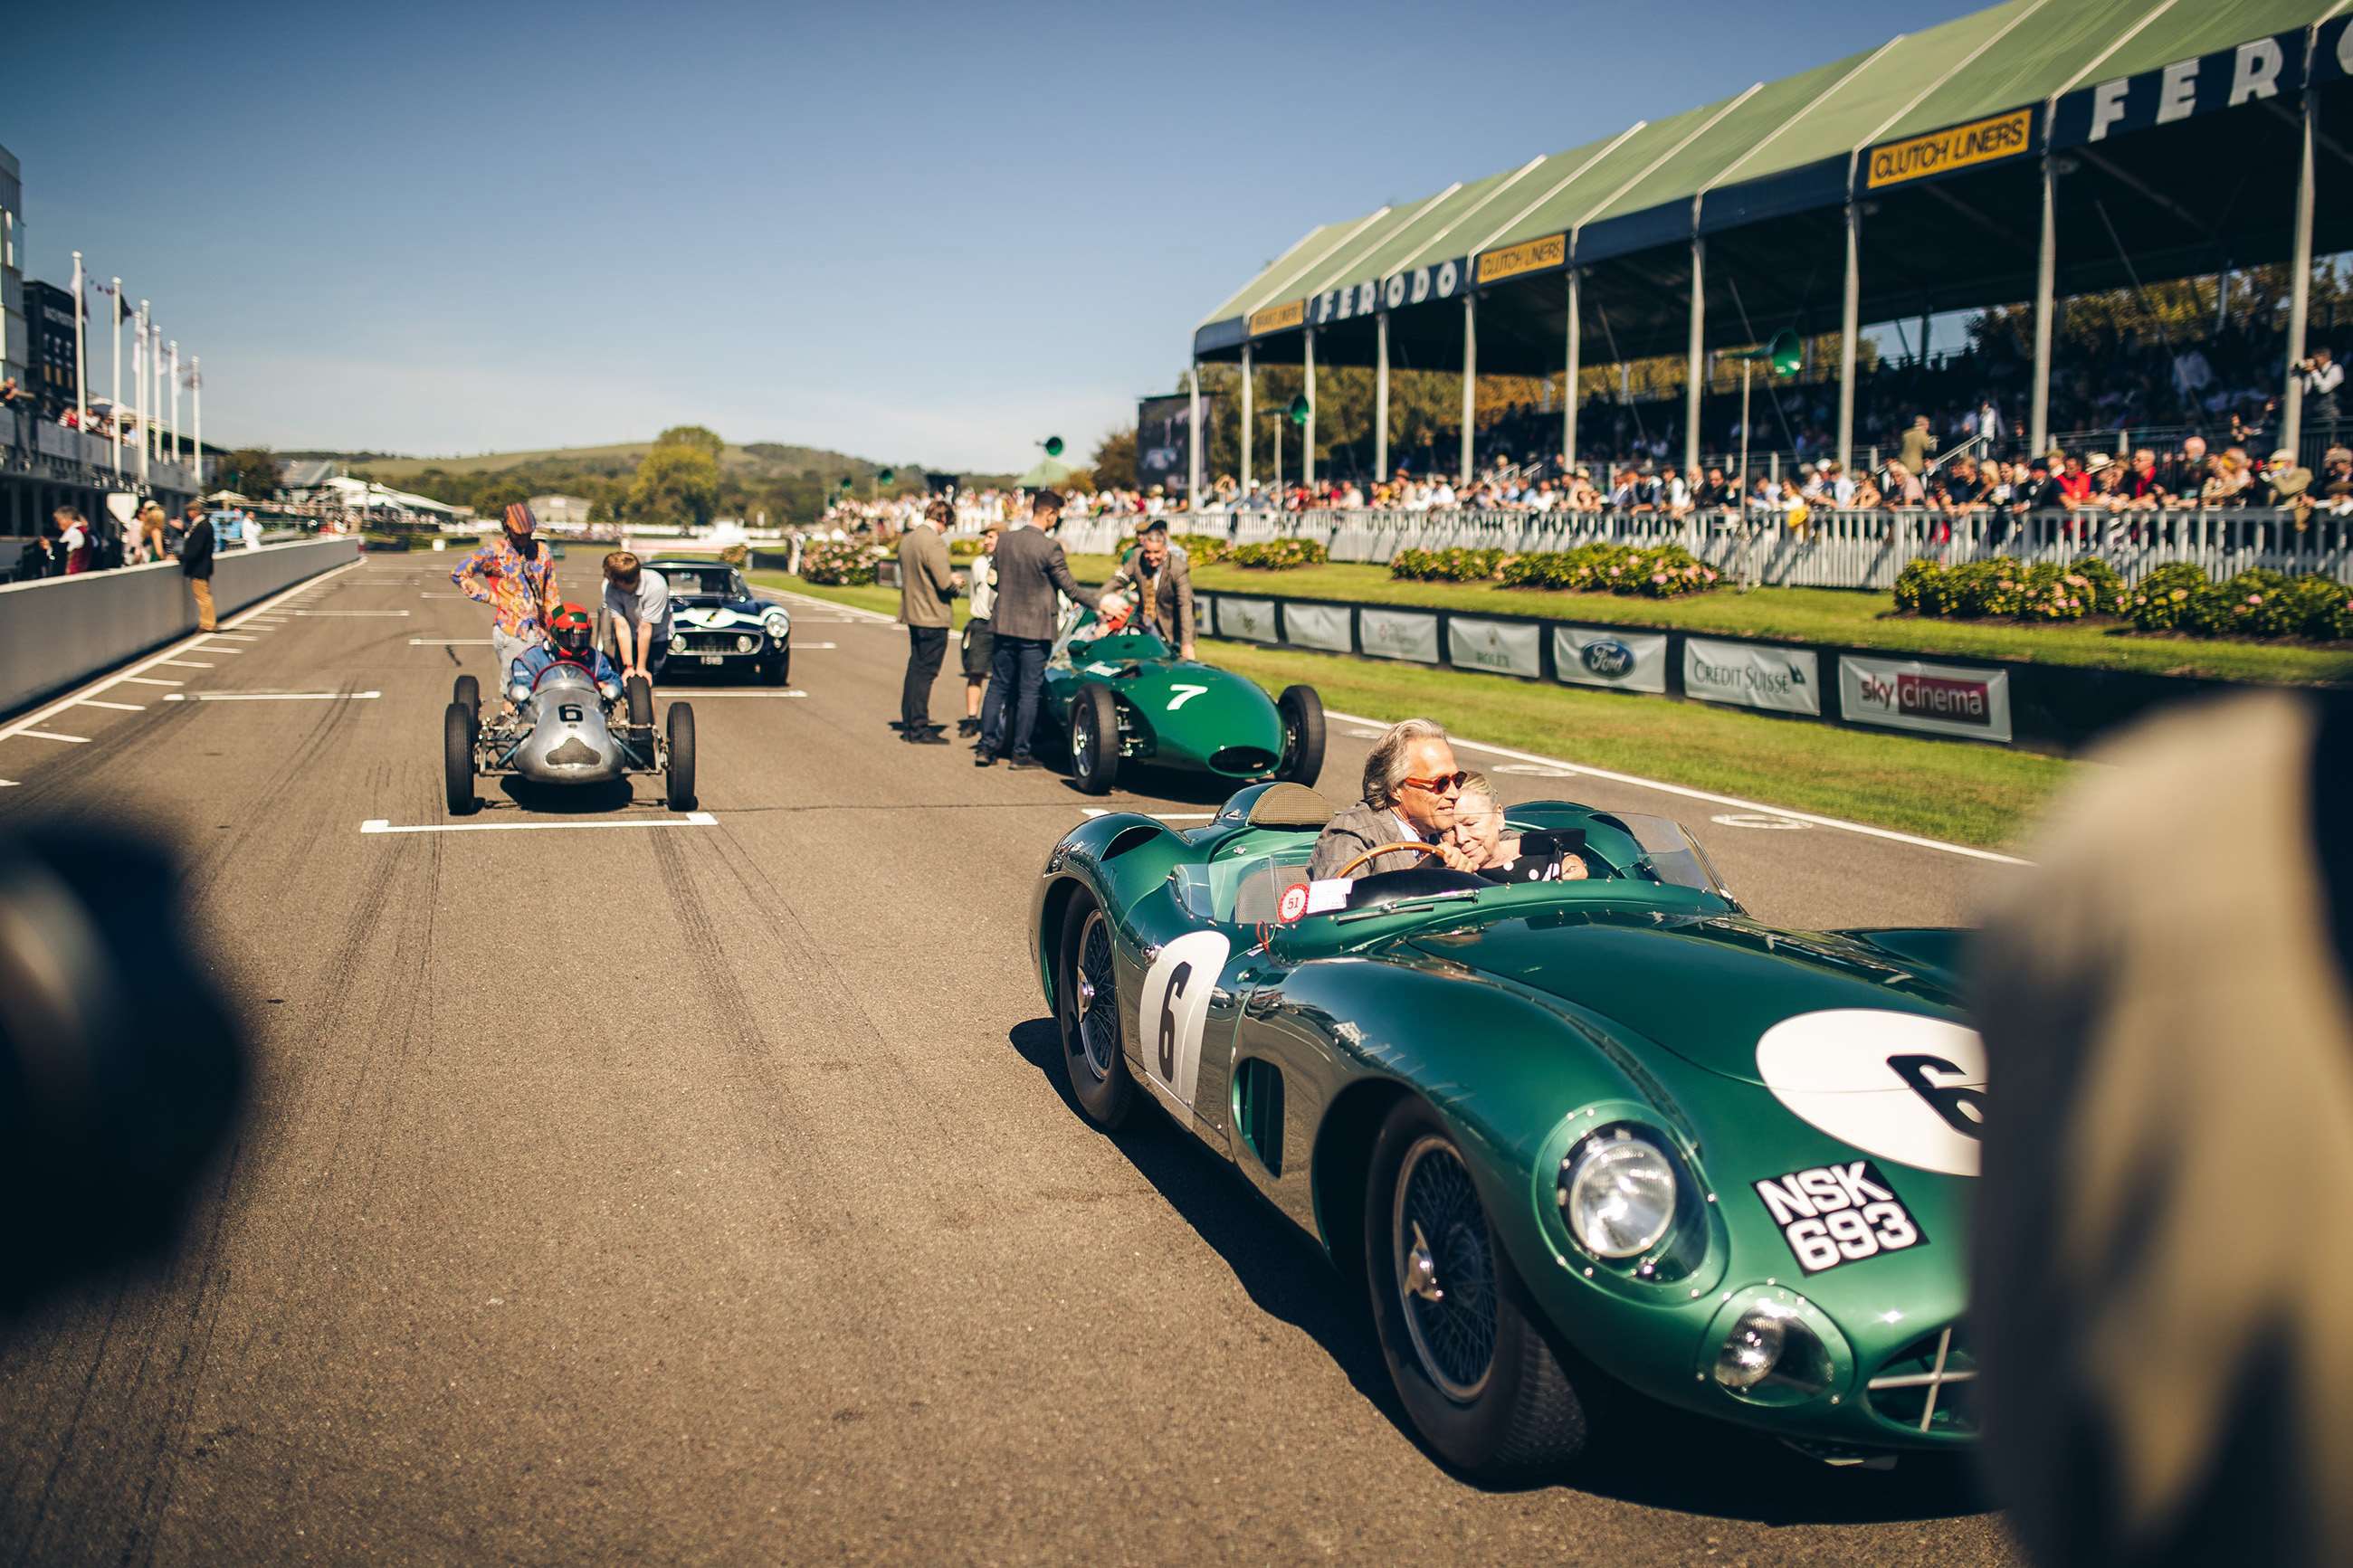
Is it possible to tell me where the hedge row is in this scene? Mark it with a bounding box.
[1173,532,1231,565]
[1894,556,2352,641]
[1228,537,1328,570]
[1390,546,1505,582]
[800,540,884,586]
[1499,542,1721,598]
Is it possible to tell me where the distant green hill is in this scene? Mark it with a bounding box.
[335,442,1014,489]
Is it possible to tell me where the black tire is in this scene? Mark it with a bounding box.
[665,703,697,812]
[1070,683,1120,795]
[1276,684,1326,786]
[1055,891,1135,1129]
[625,675,655,730]
[1364,1098,1588,1479]
[761,645,789,686]
[443,702,477,816]
[452,673,480,720]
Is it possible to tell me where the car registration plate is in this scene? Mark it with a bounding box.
[699,654,726,666]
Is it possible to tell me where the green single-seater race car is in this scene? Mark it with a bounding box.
[1041,610,1324,794]
[1030,781,1983,1478]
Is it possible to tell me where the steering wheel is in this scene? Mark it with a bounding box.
[1332,841,1444,880]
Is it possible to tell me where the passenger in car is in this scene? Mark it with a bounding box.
[1453,775,1589,883]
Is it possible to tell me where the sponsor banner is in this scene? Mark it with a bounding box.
[1281,601,1352,653]
[1215,595,1280,644]
[1445,615,1542,679]
[1135,393,1209,499]
[1473,233,1566,287]
[1313,258,1466,328]
[1247,299,1306,337]
[1683,637,1820,715]
[2055,31,2305,145]
[1865,107,2033,189]
[1839,653,2012,743]
[1358,606,1441,664]
[1552,625,1668,693]
[2317,16,2353,85]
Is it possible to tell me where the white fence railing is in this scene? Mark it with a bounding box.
[1053,507,2353,590]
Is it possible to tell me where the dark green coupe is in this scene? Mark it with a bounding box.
[1031,782,1983,1478]
[1042,612,1324,794]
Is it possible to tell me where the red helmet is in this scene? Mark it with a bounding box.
[549,603,595,660]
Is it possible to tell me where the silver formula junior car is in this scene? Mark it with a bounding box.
[443,663,696,814]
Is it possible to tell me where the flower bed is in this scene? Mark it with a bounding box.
[1228,537,1328,570]
[1498,542,1720,599]
[800,539,886,586]
[1894,556,2351,642]
[1390,546,1505,582]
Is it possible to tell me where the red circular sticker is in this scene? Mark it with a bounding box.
[1277,882,1310,923]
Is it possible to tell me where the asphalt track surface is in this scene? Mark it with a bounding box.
[0,558,2025,1566]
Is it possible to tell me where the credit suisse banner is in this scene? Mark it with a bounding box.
[1553,625,1668,693]
[1682,637,1821,716]
[1837,654,2013,744]
[1445,616,1543,679]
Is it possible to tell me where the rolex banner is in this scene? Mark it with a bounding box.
[1445,616,1542,679]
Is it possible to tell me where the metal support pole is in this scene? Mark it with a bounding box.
[1303,328,1317,489]
[1240,342,1253,492]
[1375,310,1390,483]
[1563,269,1581,474]
[1461,293,1477,485]
[2029,153,2058,457]
[1684,237,1705,477]
[110,279,121,480]
[137,301,150,488]
[1186,363,1202,505]
[1837,200,1860,474]
[2284,88,2319,455]
[1739,361,1752,505]
[71,252,86,436]
[193,356,202,488]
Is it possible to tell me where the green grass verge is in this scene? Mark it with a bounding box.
[762,569,2069,846]
[1186,562,2353,686]
[1205,638,2071,850]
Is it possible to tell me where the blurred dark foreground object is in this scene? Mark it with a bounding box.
[1972,692,2353,1568]
[0,824,246,1314]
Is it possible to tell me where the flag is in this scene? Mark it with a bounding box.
[183,366,200,389]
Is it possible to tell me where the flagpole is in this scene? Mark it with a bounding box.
[168,341,180,470]
[71,252,87,439]
[110,279,122,480]
[193,357,202,490]
[137,301,151,488]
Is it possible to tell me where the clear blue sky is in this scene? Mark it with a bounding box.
[14,0,1985,470]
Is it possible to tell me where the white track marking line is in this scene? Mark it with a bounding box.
[417,593,471,599]
[1323,707,2032,867]
[19,730,90,744]
[294,610,410,617]
[165,691,382,702]
[0,559,365,746]
[360,812,719,835]
[205,633,259,641]
[653,689,806,698]
[76,698,147,711]
[410,638,493,646]
[796,641,839,650]
[197,646,243,654]
[0,780,16,787]
[757,587,897,625]
[1080,808,1215,821]
[157,660,214,669]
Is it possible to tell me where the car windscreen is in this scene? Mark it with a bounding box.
[1597,812,1737,899]
[663,567,739,597]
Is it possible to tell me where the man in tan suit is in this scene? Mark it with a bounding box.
[1306,717,1479,880]
[896,499,958,745]
[1100,518,1195,658]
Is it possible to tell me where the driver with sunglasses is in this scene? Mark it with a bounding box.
[1308,717,1481,880]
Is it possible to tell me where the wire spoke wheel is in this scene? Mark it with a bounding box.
[1394,1136,1498,1403]
[1073,909,1119,1082]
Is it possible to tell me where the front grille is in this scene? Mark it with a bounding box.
[1864,1323,1977,1436]
[545,736,601,766]
[1210,746,1280,776]
[676,631,748,654]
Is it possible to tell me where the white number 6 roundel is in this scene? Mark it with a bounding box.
[1754,1010,1987,1176]
[1137,931,1230,1110]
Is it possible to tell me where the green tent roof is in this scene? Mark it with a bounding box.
[1200,0,2342,336]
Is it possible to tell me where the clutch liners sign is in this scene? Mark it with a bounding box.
[1248,299,1307,337]
[1474,233,1566,286]
[1866,108,2032,189]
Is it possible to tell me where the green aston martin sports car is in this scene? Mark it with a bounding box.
[1041,611,1324,794]
[1030,782,1983,1479]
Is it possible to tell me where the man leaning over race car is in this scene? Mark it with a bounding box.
[507,603,626,707]
[1307,717,1479,879]
[453,502,562,714]
[601,551,672,689]
[1098,516,1195,659]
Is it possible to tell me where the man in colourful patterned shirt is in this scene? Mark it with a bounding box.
[452,502,563,712]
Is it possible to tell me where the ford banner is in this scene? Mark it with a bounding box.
[1838,653,2013,743]
[1682,637,1821,715]
[1552,625,1668,693]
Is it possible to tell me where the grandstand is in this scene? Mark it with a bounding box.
[1186,0,2353,490]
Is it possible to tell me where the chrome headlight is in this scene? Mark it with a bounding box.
[736,634,757,652]
[507,680,530,705]
[1709,1293,1837,1403]
[764,613,790,641]
[1559,1126,1678,1259]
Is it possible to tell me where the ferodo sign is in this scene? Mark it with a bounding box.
[1866,108,2032,189]
[1682,637,1819,716]
[1313,259,1465,328]
[1839,653,2012,743]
